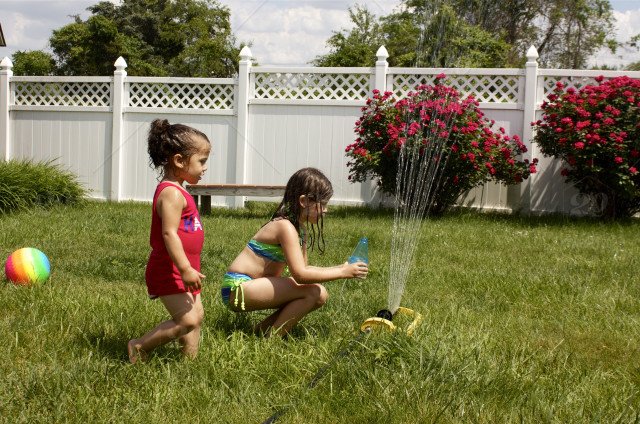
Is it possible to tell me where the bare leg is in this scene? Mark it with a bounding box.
[128,292,203,363]
[254,308,283,335]
[178,326,201,359]
[177,294,203,358]
[229,277,328,336]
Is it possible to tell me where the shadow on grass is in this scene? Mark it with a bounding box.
[82,330,201,364]
[204,201,275,219]
[443,207,639,229]
[207,307,333,341]
[81,331,134,363]
[203,200,637,229]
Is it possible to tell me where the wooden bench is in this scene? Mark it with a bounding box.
[186,184,286,214]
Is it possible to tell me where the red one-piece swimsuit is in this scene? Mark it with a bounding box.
[145,181,204,298]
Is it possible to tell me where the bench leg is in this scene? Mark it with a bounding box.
[201,195,211,215]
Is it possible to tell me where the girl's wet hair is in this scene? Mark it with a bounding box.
[272,167,333,253]
[147,119,210,176]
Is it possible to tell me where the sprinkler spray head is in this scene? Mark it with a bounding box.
[360,307,423,336]
[376,309,393,321]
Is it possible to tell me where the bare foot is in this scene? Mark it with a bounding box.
[127,339,146,364]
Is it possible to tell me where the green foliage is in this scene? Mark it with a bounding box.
[314,3,510,68]
[535,0,615,68]
[1,202,639,422]
[383,3,511,68]
[11,50,56,76]
[312,6,385,67]
[0,159,87,214]
[346,81,536,215]
[48,0,243,76]
[627,62,640,72]
[533,76,640,218]
[313,0,616,69]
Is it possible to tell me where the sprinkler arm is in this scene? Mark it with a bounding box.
[394,307,422,336]
[360,306,422,336]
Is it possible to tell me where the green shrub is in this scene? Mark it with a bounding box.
[346,79,536,215]
[532,76,640,218]
[0,159,87,213]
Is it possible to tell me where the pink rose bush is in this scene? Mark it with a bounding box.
[346,77,536,215]
[533,76,640,218]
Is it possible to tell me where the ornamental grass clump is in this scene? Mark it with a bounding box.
[346,76,536,215]
[0,159,87,214]
[533,76,640,218]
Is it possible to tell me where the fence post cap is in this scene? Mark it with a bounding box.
[239,46,253,60]
[526,46,539,61]
[114,56,127,70]
[376,46,389,60]
[0,56,12,69]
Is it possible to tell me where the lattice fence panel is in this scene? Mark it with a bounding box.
[392,74,520,102]
[254,72,371,100]
[14,81,111,107]
[128,82,235,109]
[542,76,604,99]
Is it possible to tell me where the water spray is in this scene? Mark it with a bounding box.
[359,90,456,339]
[264,79,456,424]
[346,238,421,336]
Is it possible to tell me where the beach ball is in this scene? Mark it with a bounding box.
[4,248,51,285]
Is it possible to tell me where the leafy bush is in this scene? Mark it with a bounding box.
[533,76,640,218]
[346,78,536,215]
[0,159,87,213]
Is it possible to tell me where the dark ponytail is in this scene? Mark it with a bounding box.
[147,119,210,176]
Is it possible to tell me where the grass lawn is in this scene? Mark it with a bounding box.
[1,201,639,423]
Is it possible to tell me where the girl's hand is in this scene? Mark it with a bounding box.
[181,267,205,289]
[343,261,369,279]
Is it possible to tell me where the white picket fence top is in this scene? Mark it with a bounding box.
[5,59,639,112]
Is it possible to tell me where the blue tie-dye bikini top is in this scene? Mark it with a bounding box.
[247,239,285,263]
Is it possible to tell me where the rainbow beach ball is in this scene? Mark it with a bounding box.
[4,248,51,285]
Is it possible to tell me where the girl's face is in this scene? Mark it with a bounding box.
[180,135,211,185]
[299,196,328,224]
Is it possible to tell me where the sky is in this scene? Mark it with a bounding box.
[0,0,639,68]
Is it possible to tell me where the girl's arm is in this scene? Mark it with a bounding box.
[277,221,367,284]
[157,187,205,289]
[300,229,308,265]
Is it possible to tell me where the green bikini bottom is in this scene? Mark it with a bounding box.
[221,272,252,311]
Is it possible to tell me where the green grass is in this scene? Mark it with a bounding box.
[1,201,639,423]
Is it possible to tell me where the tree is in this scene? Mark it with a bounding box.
[312,6,385,67]
[401,0,616,68]
[623,34,640,71]
[48,0,244,77]
[314,0,616,69]
[11,51,56,76]
[314,3,510,68]
[530,0,615,68]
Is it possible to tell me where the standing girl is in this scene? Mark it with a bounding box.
[128,119,211,363]
[222,167,368,336]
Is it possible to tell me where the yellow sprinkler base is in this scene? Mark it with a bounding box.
[361,317,395,333]
[360,307,422,336]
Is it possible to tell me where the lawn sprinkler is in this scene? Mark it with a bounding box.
[347,237,423,336]
[360,307,422,336]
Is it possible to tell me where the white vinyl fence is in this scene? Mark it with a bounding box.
[1,46,639,214]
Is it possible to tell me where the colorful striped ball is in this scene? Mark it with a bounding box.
[4,248,51,285]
